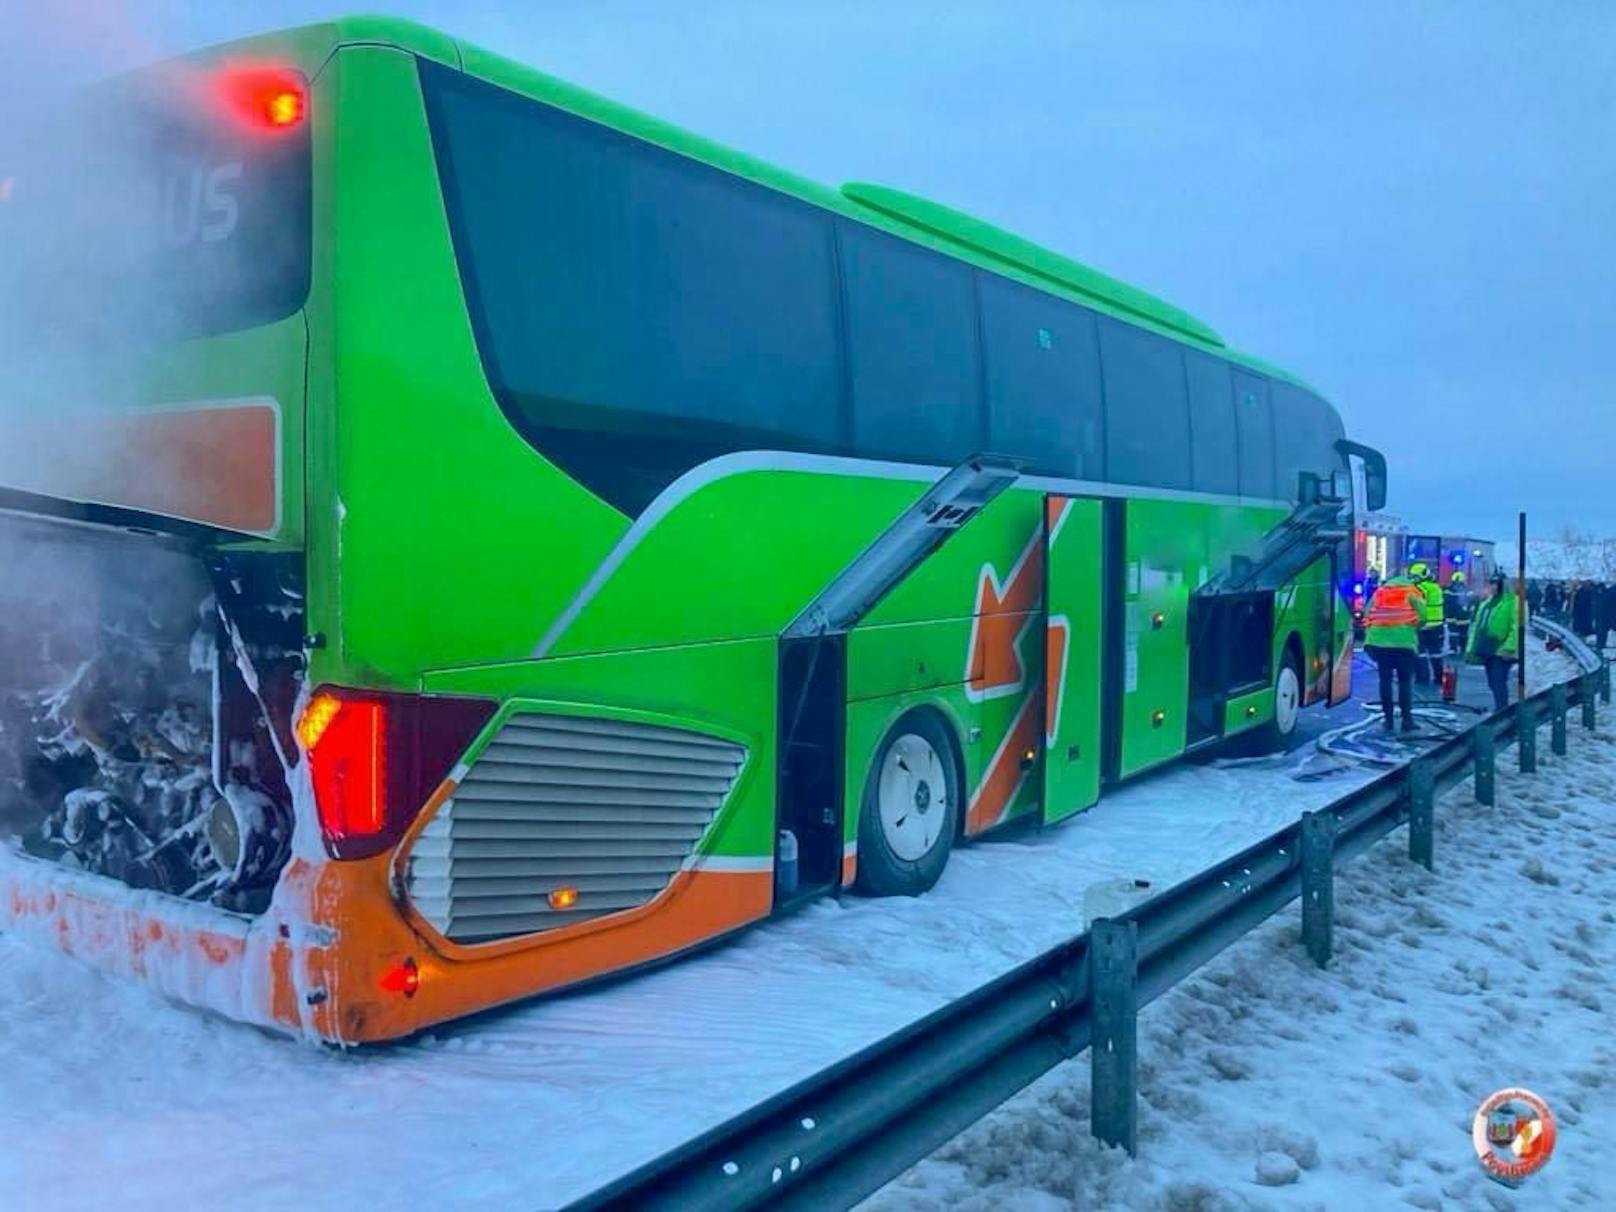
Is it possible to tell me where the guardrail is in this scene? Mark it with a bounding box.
[567,629,1610,1212]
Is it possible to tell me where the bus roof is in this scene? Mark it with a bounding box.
[187,14,1321,393]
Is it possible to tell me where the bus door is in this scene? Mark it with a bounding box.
[777,456,1020,905]
[1040,495,1104,824]
[1327,546,1355,707]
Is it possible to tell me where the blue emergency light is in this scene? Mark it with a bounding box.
[1353,582,1365,595]
[1453,552,1465,565]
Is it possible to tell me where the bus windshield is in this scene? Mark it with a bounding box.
[0,63,311,368]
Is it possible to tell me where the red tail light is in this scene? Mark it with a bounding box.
[301,693,387,841]
[297,687,496,860]
[214,66,308,134]
[380,957,420,998]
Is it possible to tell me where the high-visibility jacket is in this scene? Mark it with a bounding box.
[1415,577,1445,629]
[1364,577,1423,651]
[1466,592,1523,662]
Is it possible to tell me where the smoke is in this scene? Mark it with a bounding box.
[1,5,171,469]
[0,3,308,525]
[5,50,197,406]
[0,8,303,907]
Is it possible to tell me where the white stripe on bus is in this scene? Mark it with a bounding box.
[531,448,1293,658]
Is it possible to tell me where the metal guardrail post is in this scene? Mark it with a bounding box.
[1602,659,1611,705]
[1584,674,1599,730]
[1408,759,1434,871]
[1473,725,1495,805]
[1551,684,1568,756]
[1517,699,1537,773]
[1090,918,1138,1156]
[1300,811,1335,966]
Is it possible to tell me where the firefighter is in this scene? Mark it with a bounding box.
[1445,570,1473,661]
[1408,561,1445,687]
[1465,570,1523,712]
[1363,573,1422,732]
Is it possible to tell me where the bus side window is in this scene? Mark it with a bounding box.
[978,273,1102,479]
[420,62,845,513]
[839,222,983,465]
[1232,371,1276,499]
[1272,382,1347,503]
[1098,317,1192,491]
[1185,350,1238,496]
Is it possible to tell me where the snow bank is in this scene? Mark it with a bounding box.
[1496,538,1616,582]
[867,723,1616,1211]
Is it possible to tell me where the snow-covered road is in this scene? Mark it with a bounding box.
[0,642,1585,1211]
[868,712,1616,1211]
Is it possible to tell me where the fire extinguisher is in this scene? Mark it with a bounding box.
[1441,666,1458,702]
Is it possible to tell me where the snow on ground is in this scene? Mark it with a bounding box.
[0,640,1588,1211]
[866,717,1616,1211]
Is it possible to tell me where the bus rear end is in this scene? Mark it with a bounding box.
[0,24,675,1045]
[0,36,338,1037]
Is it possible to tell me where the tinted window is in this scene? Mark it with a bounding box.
[1231,371,1276,498]
[1098,318,1191,490]
[1185,351,1238,495]
[422,63,844,512]
[839,222,981,463]
[1272,382,1345,497]
[977,273,1103,478]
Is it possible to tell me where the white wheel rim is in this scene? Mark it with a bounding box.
[877,733,948,862]
[1275,666,1301,735]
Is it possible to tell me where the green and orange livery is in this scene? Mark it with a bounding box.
[0,17,1375,1042]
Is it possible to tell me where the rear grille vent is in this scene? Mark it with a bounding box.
[405,713,746,945]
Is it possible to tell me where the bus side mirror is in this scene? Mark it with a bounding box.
[1335,440,1387,513]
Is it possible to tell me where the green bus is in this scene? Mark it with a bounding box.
[0,17,1383,1043]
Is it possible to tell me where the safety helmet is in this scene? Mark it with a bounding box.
[1408,560,1431,580]
[1451,571,1466,585]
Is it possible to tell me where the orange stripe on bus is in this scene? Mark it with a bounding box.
[0,400,279,533]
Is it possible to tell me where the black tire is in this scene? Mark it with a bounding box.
[1239,644,1305,755]
[853,708,961,897]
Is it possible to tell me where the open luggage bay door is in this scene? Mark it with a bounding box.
[1041,495,1104,825]
[0,490,303,912]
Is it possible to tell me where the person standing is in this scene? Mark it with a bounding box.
[1596,581,1616,653]
[1445,570,1473,661]
[1529,580,1547,617]
[1408,561,1445,687]
[1363,573,1422,732]
[1466,571,1523,713]
[1542,580,1561,621]
[1572,579,1596,641]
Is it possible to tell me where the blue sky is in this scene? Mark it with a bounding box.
[14,2,1614,544]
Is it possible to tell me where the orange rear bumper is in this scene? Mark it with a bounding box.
[0,839,772,1043]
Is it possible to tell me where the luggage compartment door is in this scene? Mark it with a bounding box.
[1041,495,1104,825]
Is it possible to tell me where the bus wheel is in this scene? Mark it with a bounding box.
[1244,649,1304,754]
[854,709,960,897]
